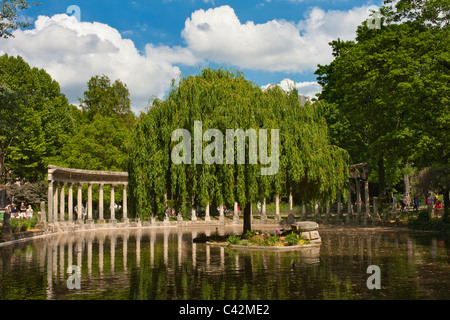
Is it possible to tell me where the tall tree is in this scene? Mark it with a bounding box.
[315,0,449,203]
[0,0,40,38]
[129,67,350,233]
[0,54,76,182]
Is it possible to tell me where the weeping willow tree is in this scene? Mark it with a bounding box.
[129,67,350,233]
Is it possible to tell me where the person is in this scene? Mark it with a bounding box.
[400,195,406,211]
[20,202,26,219]
[405,193,411,210]
[10,203,17,219]
[413,195,419,210]
[257,201,261,215]
[392,194,397,211]
[26,205,33,220]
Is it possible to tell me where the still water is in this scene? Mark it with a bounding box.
[0,225,449,300]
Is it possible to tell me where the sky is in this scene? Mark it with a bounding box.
[0,0,383,114]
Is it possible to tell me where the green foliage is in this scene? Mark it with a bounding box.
[9,217,37,233]
[0,0,40,38]
[226,234,242,245]
[408,210,450,234]
[315,0,449,199]
[0,54,77,182]
[285,232,302,246]
[129,67,350,221]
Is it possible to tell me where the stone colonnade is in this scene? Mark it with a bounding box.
[45,166,129,232]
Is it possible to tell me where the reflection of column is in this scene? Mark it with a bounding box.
[60,183,65,222]
[110,184,116,223]
[123,231,128,272]
[46,241,53,300]
[206,245,210,271]
[178,230,182,268]
[110,234,116,275]
[136,229,141,268]
[98,184,104,223]
[192,231,197,268]
[68,183,73,222]
[220,247,225,272]
[67,236,73,271]
[99,234,104,276]
[164,229,169,266]
[77,183,83,224]
[87,234,92,276]
[150,230,155,268]
[47,180,53,223]
[59,238,65,281]
[122,184,128,223]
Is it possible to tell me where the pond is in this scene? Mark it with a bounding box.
[0,225,449,300]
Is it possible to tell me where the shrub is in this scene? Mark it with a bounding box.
[285,232,301,246]
[226,235,241,245]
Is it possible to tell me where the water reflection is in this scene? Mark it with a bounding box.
[0,226,449,300]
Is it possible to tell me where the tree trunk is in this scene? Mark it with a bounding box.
[403,163,410,197]
[243,202,252,234]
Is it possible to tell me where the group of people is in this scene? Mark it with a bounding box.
[426,193,444,213]
[392,192,444,213]
[5,202,34,220]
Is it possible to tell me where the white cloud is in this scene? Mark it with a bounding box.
[182,5,375,73]
[0,4,376,113]
[262,79,322,99]
[0,14,183,113]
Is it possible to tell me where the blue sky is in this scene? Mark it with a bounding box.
[2,0,383,113]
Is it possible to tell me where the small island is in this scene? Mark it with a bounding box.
[194,222,321,251]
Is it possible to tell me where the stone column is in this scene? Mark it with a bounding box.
[262,198,267,223]
[356,178,361,222]
[77,183,83,224]
[301,201,307,221]
[275,195,281,223]
[337,189,342,224]
[364,179,370,225]
[98,184,104,223]
[205,203,211,222]
[372,197,378,224]
[219,205,225,222]
[233,201,239,224]
[346,181,352,224]
[122,184,128,223]
[110,184,116,223]
[68,183,73,222]
[87,183,93,225]
[314,201,319,221]
[47,180,53,223]
[53,181,58,222]
[60,182,65,222]
[287,191,295,224]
